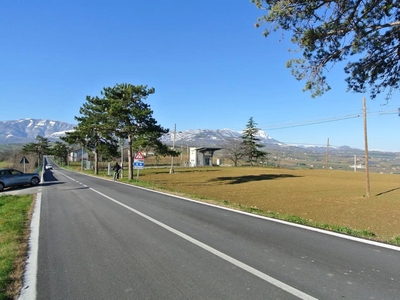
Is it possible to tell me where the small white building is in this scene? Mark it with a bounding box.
[189,147,221,167]
[69,149,89,162]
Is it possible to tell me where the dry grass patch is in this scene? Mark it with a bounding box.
[138,167,400,242]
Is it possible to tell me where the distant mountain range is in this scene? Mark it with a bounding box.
[0,119,279,147]
[0,119,75,144]
[160,128,281,148]
[0,118,396,155]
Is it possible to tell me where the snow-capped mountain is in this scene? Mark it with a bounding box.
[0,119,75,143]
[160,128,280,147]
[0,119,280,147]
[1,119,396,156]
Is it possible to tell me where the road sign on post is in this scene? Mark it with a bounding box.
[134,151,145,181]
[134,151,144,160]
[20,156,29,164]
[134,151,145,169]
[133,160,144,169]
[20,156,29,173]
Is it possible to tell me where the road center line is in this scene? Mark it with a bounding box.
[90,187,318,300]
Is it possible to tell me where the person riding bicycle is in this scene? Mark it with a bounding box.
[113,162,121,181]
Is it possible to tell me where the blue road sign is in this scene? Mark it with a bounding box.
[133,160,144,169]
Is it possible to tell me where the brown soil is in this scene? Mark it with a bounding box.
[139,167,400,241]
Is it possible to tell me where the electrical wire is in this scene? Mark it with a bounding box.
[260,110,398,131]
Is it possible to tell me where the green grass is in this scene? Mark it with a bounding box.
[0,162,9,168]
[169,197,380,240]
[0,194,33,300]
[235,205,377,238]
[388,236,400,245]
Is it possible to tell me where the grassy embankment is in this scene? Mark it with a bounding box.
[82,163,400,245]
[0,194,34,300]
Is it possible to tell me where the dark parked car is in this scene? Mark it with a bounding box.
[0,168,40,192]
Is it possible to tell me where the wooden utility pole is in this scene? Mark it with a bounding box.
[363,98,370,197]
[325,138,329,169]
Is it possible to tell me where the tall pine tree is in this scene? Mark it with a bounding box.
[62,95,119,174]
[22,136,52,167]
[102,83,170,180]
[241,117,267,166]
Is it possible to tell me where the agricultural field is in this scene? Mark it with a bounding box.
[133,148,400,174]
[120,166,400,244]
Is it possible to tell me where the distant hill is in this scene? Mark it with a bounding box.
[1,118,398,157]
[0,119,75,144]
[0,119,280,147]
[160,128,281,148]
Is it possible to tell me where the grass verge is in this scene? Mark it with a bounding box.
[0,194,34,300]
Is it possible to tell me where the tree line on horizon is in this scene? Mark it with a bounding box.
[1,112,269,172]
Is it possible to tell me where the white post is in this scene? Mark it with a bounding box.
[354,155,357,172]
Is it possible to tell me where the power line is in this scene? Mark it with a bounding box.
[262,114,361,130]
[260,110,398,131]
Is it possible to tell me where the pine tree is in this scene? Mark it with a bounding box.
[102,83,170,180]
[241,117,267,166]
[22,136,51,167]
[62,95,119,175]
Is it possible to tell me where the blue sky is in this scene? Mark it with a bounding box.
[1,1,399,151]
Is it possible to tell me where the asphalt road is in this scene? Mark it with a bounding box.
[18,164,400,300]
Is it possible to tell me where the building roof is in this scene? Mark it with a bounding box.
[196,147,222,152]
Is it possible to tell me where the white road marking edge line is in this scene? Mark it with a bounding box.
[18,189,41,300]
[58,169,400,251]
[90,187,318,300]
[61,169,400,251]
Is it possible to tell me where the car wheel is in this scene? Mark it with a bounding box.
[0,182,4,192]
[30,177,40,186]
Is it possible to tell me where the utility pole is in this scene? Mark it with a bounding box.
[325,138,329,169]
[363,98,370,197]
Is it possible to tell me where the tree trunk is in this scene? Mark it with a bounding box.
[94,149,99,175]
[127,134,133,180]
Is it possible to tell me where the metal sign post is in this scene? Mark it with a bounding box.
[133,151,145,181]
[19,156,29,173]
